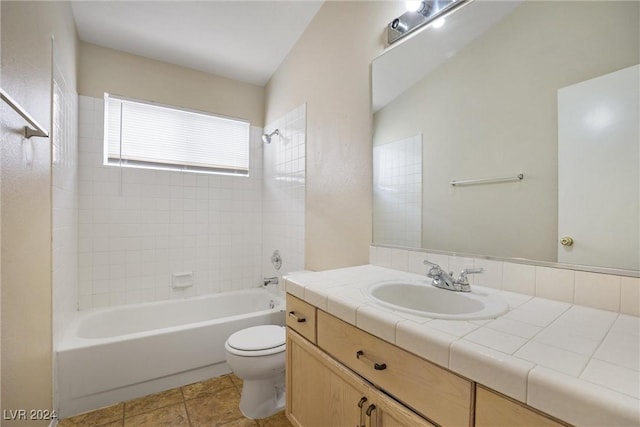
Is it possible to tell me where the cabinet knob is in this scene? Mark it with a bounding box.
[356,350,387,370]
[288,311,306,323]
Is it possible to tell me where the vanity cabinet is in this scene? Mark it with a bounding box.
[475,386,568,427]
[317,310,472,427]
[285,292,569,427]
[286,294,317,343]
[287,329,434,427]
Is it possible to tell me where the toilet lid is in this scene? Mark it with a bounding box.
[227,325,285,351]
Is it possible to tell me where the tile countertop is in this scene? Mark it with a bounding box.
[283,265,640,427]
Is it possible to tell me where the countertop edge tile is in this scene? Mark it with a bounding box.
[326,293,361,325]
[284,278,305,299]
[303,286,329,311]
[528,366,640,427]
[450,339,533,402]
[355,304,403,344]
[395,320,456,369]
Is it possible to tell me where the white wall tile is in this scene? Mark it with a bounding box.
[574,271,621,312]
[261,104,306,282]
[52,77,79,342]
[620,276,639,316]
[535,266,575,303]
[473,259,503,290]
[76,96,269,308]
[503,262,536,295]
[373,134,422,248]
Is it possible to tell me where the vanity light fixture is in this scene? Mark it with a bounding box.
[388,0,468,44]
[431,17,446,29]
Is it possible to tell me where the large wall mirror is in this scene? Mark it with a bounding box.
[372,0,639,273]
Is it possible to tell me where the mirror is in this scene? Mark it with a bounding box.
[372,0,639,272]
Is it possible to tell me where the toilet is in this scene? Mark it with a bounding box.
[224,325,286,419]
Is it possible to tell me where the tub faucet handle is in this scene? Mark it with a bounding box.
[263,276,279,286]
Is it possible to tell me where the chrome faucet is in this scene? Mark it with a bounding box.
[423,260,483,292]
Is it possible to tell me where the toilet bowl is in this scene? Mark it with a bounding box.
[224,325,286,419]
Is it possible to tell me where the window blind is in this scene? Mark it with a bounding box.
[105,94,250,175]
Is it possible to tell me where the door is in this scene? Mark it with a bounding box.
[558,65,639,270]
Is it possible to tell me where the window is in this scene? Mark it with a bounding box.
[104,94,250,175]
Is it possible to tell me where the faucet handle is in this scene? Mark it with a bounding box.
[457,268,484,284]
[423,260,443,277]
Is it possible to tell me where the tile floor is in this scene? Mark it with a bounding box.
[58,374,293,427]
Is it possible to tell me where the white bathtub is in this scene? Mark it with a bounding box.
[56,289,285,418]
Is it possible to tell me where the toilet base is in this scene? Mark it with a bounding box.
[238,377,285,420]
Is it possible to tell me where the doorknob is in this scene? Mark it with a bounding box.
[560,236,574,246]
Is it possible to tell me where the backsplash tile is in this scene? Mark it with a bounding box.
[371,246,638,314]
[502,263,536,295]
[620,276,640,316]
[535,266,575,303]
[473,259,503,290]
[574,271,621,312]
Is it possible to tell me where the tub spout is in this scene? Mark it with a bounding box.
[263,277,279,286]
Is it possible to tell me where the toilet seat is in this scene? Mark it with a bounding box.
[225,325,286,357]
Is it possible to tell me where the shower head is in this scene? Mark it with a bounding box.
[262,129,279,144]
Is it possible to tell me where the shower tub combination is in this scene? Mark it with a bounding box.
[56,288,285,418]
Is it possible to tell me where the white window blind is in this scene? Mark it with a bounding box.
[105,94,250,175]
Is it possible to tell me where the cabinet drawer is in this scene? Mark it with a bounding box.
[317,310,472,427]
[286,294,317,343]
[476,386,568,427]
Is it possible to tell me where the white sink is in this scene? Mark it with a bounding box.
[367,280,508,320]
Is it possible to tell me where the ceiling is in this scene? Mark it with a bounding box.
[71,1,324,87]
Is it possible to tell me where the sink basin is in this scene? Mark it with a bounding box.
[367,280,508,320]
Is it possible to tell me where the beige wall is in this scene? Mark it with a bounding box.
[79,42,265,126]
[373,1,639,262]
[1,1,78,424]
[265,1,404,271]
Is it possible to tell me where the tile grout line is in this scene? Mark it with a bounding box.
[179,385,194,427]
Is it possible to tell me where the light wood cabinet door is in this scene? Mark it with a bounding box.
[371,388,435,427]
[287,329,364,427]
[287,328,435,427]
[475,386,568,427]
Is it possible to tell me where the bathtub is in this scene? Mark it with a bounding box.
[56,288,285,418]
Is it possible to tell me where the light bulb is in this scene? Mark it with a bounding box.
[432,17,446,28]
[406,1,425,12]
